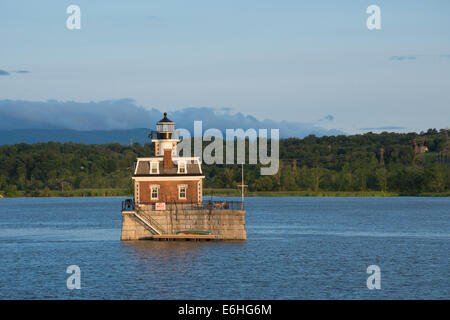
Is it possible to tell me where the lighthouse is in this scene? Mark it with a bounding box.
[151,112,179,157]
[134,112,204,205]
[120,112,246,241]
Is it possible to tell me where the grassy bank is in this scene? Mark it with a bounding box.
[203,188,401,197]
[1,188,449,198]
[0,188,130,198]
[203,188,450,197]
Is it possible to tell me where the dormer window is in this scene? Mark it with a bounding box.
[150,162,159,174]
[178,161,187,174]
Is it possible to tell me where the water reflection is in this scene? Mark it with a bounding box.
[122,240,212,258]
[121,240,246,261]
[118,241,248,299]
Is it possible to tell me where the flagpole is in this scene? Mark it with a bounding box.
[238,163,247,210]
[242,163,244,205]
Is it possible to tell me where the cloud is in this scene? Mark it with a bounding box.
[359,126,406,131]
[0,99,344,138]
[0,99,155,131]
[389,54,450,61]
[389,56,416,61]
[319,115,334,122]
[169,107,344,138]
[0,69,31,75]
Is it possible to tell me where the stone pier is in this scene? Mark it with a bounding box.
[121,208,246,241]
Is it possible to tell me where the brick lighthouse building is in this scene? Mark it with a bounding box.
[121,112,246,241]
[132,113,204,206]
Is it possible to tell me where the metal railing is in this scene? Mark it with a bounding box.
[151,200,243,211]
[134,210,163,235]
[123,199,243,212]
[122,198,135,211]
[202,200,244,211]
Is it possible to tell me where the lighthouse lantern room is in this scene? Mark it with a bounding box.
[151,112,179,157]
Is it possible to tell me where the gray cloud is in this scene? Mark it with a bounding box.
[0,69,31,75]
[319,115,334,122]
[389,54,450,61]
[359,126,406,131]
[389,56,416,61]
[0,99,344,138]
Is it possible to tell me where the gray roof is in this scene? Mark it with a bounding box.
[134,159,202,176]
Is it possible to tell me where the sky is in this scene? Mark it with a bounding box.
[0,0,449,134]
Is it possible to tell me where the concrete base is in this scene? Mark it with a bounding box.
[121,209,246,241]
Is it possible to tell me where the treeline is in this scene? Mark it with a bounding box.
[0,129,449,196]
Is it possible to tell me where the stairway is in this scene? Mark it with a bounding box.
[133,211,164,235]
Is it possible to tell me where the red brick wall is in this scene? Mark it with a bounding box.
[137,179,201,204]
[163,149,173,169]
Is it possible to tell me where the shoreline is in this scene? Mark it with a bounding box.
[1,189,449,198]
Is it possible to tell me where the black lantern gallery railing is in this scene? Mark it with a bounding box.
[121,198,135,211]
[121,199,243,212]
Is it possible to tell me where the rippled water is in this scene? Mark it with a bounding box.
[0,197,448,299]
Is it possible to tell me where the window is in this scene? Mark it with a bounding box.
[178,161,187,174]
[151,185,159,200]
[150,162,159,174]
[178,185,187,200]
[157,124,174,132]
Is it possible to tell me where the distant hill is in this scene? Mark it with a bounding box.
[0,126,344,146]
[0,129,151,145]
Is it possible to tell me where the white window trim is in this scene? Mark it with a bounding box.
[177,161,187,174]
[178,184,187,200]
[135,181,140,203]
[150,184,160,200]
[197,180,202,203]
[150,161,159,174]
